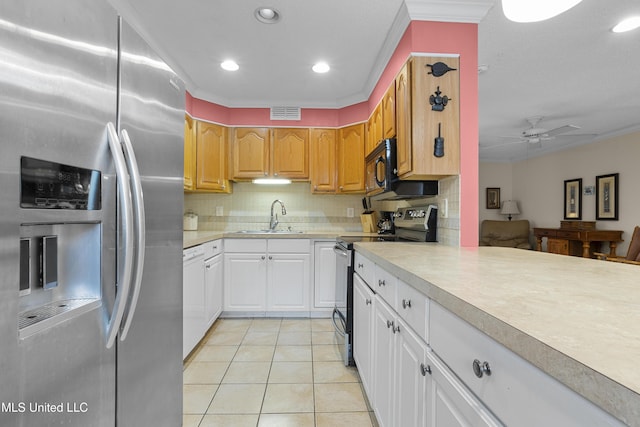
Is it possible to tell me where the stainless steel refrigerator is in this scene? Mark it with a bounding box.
[0,0,184,426]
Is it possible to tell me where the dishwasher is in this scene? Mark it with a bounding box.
[182,246,205,359]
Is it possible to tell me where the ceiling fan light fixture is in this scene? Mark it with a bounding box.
[312,62,330,73]
[220,60,239,71]
[501,0,583,23]
[255,7,280,24]
[612,16,640,33]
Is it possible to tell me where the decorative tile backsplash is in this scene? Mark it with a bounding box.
[184,177,460,246]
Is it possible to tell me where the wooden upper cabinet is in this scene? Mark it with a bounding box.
[196,121,230,192]
[382,81,396,139]
[398,55,460,180]
[366,103,383,156]
[337,123,365,193]
[395,61,412,177]
[272,128,309,179]
[232,127,270,179]
[309,128,337,193]
[184,115,196,190]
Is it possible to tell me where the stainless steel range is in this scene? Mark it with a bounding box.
[332,204,438,366]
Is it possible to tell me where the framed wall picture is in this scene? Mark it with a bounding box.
[596,173,619,220]
[564,178,582,220]
[486,187,500,209]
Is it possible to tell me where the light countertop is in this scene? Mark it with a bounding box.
[353,242,640,426]
[183,230,378,248]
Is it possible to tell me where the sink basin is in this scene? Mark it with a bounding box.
[235,230,304,234]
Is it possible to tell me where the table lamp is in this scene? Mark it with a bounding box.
[501,200,520,221]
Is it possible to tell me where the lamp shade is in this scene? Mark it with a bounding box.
[501,200,520,220]
[502,0,583,23]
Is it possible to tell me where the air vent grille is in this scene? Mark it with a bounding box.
[270,106,301,121]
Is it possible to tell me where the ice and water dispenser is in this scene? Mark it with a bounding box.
[18,157,103,337]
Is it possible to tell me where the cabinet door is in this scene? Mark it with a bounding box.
[409,56,460,178]
[224,253,267,311]
[272,128,309,179]
[372,296,396,427]
[232,127,270,179]
[366,104,383,156]
[353,274,375,398]
[205,254,223,329]
[313,242,337,309]
[183,255,205,359]
[548,238,569,255]
[309,128,337,193]
[382,82,396,139]
[337,123,365,193]
[395,61,412,177]
[426,351,503,427]
[196,121,230,192]
[183,115,196,190]
[267,253,310,311]
[395,317,428,427]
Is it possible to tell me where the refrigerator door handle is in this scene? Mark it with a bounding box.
[118,129,146,341]
[105,122,135,349]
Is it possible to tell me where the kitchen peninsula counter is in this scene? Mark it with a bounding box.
[354,242,640,426]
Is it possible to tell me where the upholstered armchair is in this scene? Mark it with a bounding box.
[480,219,532,249]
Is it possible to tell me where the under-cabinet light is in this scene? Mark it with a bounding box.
[252,178,291,185]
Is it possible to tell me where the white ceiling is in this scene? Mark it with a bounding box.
[111,0,640,163]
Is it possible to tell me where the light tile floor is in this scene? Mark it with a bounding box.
[183,318,378,427]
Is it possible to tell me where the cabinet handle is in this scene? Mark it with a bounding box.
[206,265,212,270]
[386,320,393,329]
[268,255,273,260]
[274,172,278,176]
[358,263,364,269]
[402,299,411,309]
[393,324,400,334]
[365,299,372,305]
[339,186,344,191]
[378,279,386,287]
[472,359,492,378]
[261,255,266,260]
[420,363,432,376]
[264,172,268,176]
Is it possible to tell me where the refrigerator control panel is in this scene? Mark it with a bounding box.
[20,156,101,210]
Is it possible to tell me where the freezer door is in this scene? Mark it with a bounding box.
[115,18,185,427]
[0,1,119,426]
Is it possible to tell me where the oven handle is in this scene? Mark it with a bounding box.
[333,245,349,258]
[332,308,346,337]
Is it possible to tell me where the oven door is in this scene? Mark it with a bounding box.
[332,242,352,365]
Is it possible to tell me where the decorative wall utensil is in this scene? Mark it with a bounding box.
[434,123,445,157]
[429,86,450,112]
[426,62,457,77]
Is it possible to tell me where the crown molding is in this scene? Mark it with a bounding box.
[404,0,495,23]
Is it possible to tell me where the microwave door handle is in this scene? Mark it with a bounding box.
[118,129,146,341]
[374,156,385,187]
[105,122,134,349]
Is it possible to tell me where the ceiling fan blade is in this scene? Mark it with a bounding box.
[545,124,580,137]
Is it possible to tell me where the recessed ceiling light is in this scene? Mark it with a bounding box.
[312,62,330,73]
[612,16,640,33]
[255,7,280,24]
[220,60,239,71]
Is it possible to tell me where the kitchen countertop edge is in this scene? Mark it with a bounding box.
[183,230,379,248]
[353,242,639,427]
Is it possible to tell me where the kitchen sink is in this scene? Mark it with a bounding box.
[235,230,304,234]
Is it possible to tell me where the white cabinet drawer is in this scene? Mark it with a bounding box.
[202,239,223,259]
[268,238,310,253]
[354,252,375,286]
[430,302,624,427]
[374,264,397,309]
[225,238,267,253]
[396,279,428,341]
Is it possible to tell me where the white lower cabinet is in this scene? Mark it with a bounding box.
[353,272,374,398]
[395,316,428,427]
[224,239,311,314]
[372,295,396,427]
[313,241,338,310]
[204,252,223,328]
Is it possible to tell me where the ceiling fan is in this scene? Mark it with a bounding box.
[481,116,587,150]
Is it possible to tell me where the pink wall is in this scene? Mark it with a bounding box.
[185,20,479,247]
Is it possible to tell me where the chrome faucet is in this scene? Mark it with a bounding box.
[269,199,287,231]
